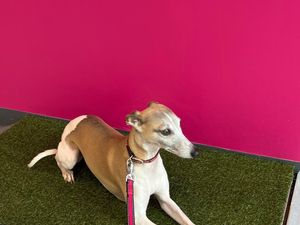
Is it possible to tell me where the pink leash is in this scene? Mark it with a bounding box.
[126,157,135,225]
[126,176,135,225]
[125,142,160,225]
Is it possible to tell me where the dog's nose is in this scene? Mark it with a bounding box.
[190,147,199,158]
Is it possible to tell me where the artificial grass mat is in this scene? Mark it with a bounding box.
[0,116,294,225]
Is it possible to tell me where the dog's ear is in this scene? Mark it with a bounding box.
[126,111,144,132]
[148,101,159,107]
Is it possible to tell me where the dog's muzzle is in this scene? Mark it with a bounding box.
[190,147,199,158]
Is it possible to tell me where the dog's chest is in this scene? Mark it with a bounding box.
[133,156,167,194]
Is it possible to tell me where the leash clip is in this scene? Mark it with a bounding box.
[126,157,134,181]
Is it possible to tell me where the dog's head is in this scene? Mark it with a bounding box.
[126,102,198,159]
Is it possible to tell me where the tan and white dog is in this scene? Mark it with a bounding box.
[28,102,198,225]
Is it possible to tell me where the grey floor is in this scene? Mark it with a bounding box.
[0,108,26,134]
[0,125,13,134]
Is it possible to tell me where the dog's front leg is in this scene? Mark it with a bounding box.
[134,186,156,225]
[155,193,195,225]
[155,167,195,225]
[136,215,156,225]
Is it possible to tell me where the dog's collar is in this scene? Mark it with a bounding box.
[126,143,160,164]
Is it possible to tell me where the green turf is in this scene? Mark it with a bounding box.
[0,116,294,225]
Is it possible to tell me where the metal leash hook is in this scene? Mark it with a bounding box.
[126,156,135,225]
[126,156,134,181]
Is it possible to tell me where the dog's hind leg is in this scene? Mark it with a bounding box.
[55,140,81,183]
[54,115,86,183]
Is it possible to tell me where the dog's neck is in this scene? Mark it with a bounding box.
[128,130,160,161]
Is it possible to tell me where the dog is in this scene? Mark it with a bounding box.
[28,102,198,225]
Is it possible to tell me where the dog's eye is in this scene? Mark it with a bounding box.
[160,129,172,136]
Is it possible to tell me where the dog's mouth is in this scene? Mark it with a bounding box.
[164,147,177,154]
[164,147,185,157]
[164,147,195,159]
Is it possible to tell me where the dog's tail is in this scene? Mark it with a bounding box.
[27,149,57,168]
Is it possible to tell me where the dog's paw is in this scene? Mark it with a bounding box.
[62,170,75,183]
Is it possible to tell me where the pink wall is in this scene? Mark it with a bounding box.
[1,1,300,162]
